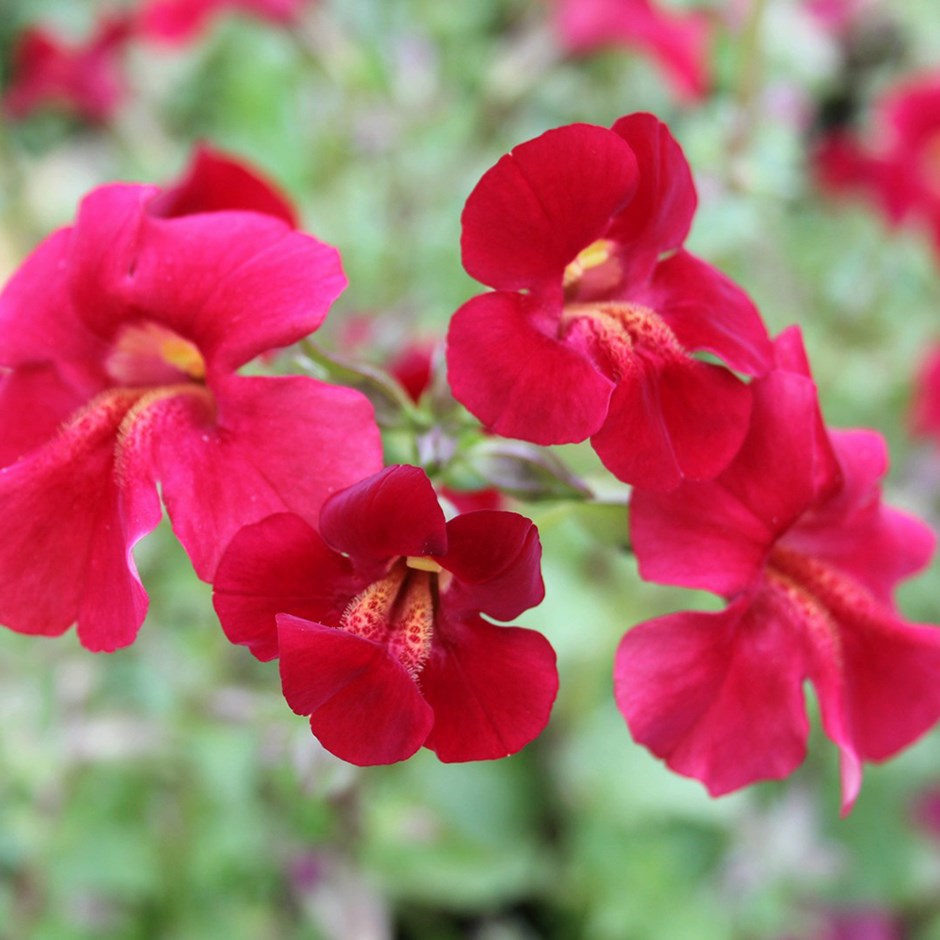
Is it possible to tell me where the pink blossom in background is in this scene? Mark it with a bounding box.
[447,113,772,490]
[3,15,133,122]
[615,328,940,813]
[138,0,309,43]
[814,72,940,258]
[910,344,940,442]
[213,465,557,765]
[551,0,711,102]
[0,149,381,652]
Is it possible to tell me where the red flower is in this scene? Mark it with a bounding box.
[0,148,381,652]
[447,114,772,490]
[911,343,940,442]
[814,72,940,257]
[213,465,557,765]
[139,0,309,43]
[615,329,940,812]
[3,15,133,122]
[551,0,711,102]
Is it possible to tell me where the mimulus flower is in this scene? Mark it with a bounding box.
[3,15,133,122]
[0,149,381,652]
[551,0,711,102]
[447,113,772,490]
[139,0,309,43]
[213,465,557,765]
[615,330,940,811]
[814,72,940,257]
[911,343,940,442]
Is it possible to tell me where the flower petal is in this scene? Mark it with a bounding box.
[461,123,639,291]
[614,592,811,797]
[148,145,298,225]
[630,370,830,594]
[0,390,159,651]
[0,365,89,468]
[213,513,357,661]
[421,614,558,762]
[318,465,448,572]
[608,112,697,276]
[440,511,544,621]
[278,614,433,765]
[69,183,346,371]
[447,291,614,444]
[121,375,381,581]
[642,250,773,376]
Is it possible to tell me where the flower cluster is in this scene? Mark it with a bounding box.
[1,101,937,805]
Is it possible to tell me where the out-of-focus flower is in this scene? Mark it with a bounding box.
[213,465,557,765]
[0,148,381,652]
[551,0,711,102]
[805,0,868,36]
[813,72,940,258]
[447,113,772,491]
[615,329,940,813]
[138,0,309,43]
[910,344,940,442]
[3,15,133,122]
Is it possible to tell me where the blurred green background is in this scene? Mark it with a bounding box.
[3,1,940,937]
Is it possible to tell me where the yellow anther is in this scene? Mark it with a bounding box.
[563,239,615,288]
[406,555,443,573]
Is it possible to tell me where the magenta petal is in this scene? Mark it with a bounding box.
[447,291,614,444]
[630,371,829,594]
[0,391,159,651]
[441,511,544,620]
[213,513,356,661]
[0,365,89,468]
[421,614,558,762]
[614,594,811,797]
[461,124,639,290]
[69,184,346,371]
[318,465,448,569]
[643,250,773,375]
[149,145,298,225]
[0,228,105,382]
[123,375,381,581]
[608,112,697,275]
[278,614,433,765]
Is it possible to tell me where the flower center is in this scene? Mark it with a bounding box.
[563,239,622,299]
[766,544,882,641]
[561,301,685,379]
[339,558,440,677]
[105,320,206,388]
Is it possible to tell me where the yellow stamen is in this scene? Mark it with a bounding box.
[563,239,615,288]
[406,555,443,573]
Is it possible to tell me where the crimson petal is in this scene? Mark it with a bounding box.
[278,614,433,766]
[461,123,639,291]
[421,614,558,762]
[213,513,357,661]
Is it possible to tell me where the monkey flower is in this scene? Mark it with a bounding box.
[213,465,557,765]
[0,148,381,652]
[615,330,940,812]
[447,113,772,491]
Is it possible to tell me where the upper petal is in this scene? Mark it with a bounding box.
[212,512,357,661]
[278,614,434,766]
[630,370,831,595]
[446,291,614,444]
[642,250,773,376]
[318,465,448,573]
[440,511,544,621]
[461,123,639,291]
[148,145,298,225]
[421,614,558,762]
[607,112,697,277]
[68,183,346,372]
